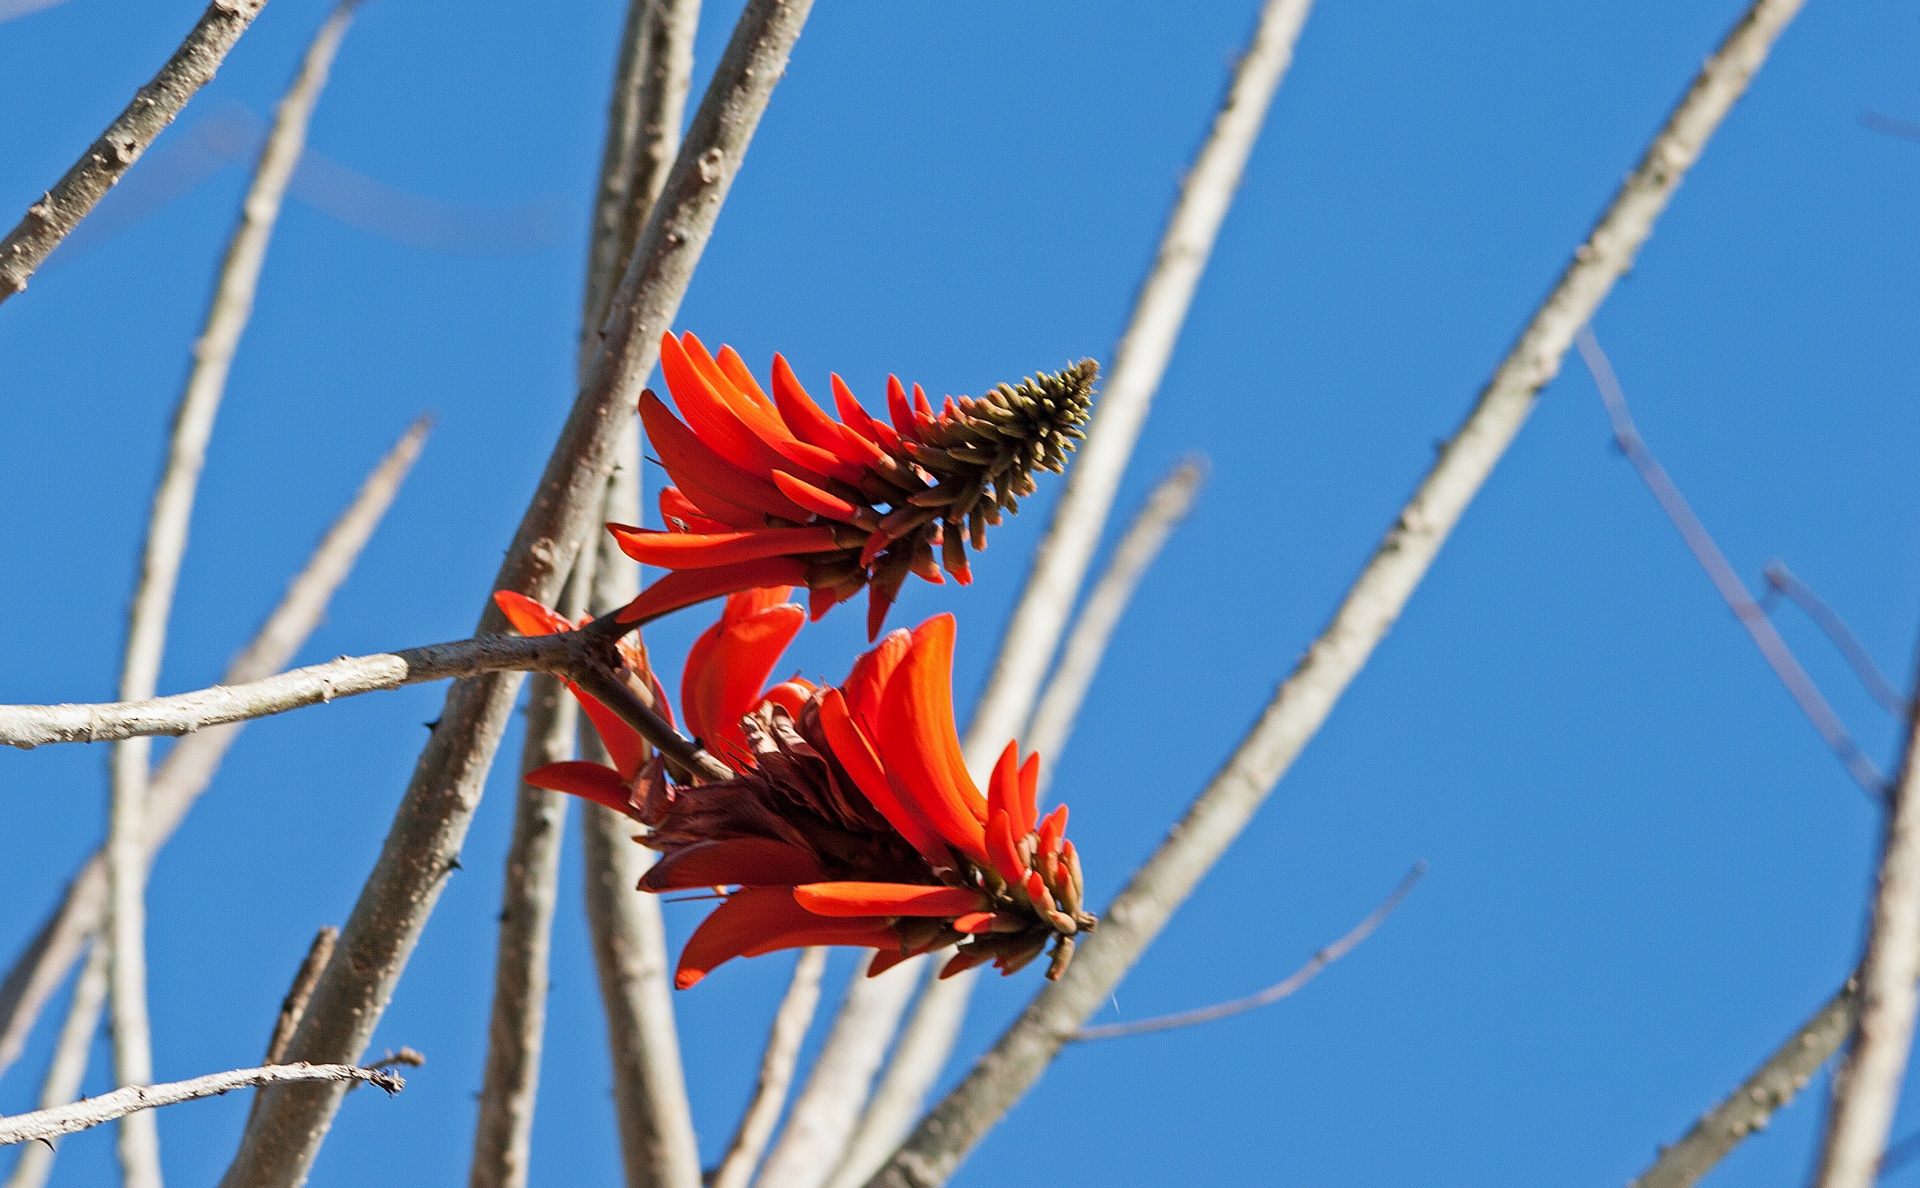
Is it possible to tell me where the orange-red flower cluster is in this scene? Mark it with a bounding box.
[611,332,1097,639]
[500,587,1094,989]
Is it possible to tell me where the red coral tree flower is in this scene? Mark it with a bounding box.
[610,331,1098,638]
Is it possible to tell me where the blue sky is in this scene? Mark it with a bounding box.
[4,0,1920,1184]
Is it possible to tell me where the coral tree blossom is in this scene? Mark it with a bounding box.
[498,587,1095,989]
[610,331,1098,638]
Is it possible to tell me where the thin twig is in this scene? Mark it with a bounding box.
[469,526,600,1188]
[1575,328,1885,796]
[0,0,271,301]
[1813,648,1920,1187]
[1072,862,1423,1042]
[217,4,813,1183]
[265,928,337,1067]
[710,948,829,1188]
[1025,458,1206,798]
[755,960,923,1188]
[0,1063,401,1147]
[0,418,426,1083]
[1762,561,1909,719]
[3,941,111,1188]
[1626,974,1857,1188]
[836,3,1318,1178]
[866,5,1806,1184]
[1860,110,1920,145]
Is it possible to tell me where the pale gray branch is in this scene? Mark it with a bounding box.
[1762,561,1909,719]
[0,0,270,301]
[1575,329,1884,796]
[755,959,923,1188]
[0,1063,401,1148]
[1072,863,1421,1041]
[3,941,110,1188]
[1627,974,1857,1188]
[866,4,1805,1183]
[215,2,810,1180]
[711,948,828,1188]
[1025,458,1205,797]
[1813,655,1920,1186]
[844,1,1317,1173]
[0,418,426,1082]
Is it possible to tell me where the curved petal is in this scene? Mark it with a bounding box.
[610,525,839,570]
[886,375,922,444]
[771,354,885,468]
[842,628,910,734]
[875,615,989,863]
[676,887,896,989]
[818,689,950,867]
[793,882,987,918]
[1017,752,1041,835]
[986,809,1027,889]
[723,586,796,621]
[641,838,826,891]
[760,678,815,721]
[772,470,861,523]
[525,760,635,817]
[716,343,776,412]
[685,603,805,754]
[831,373,901,451]
[572,685,650,782]
[683,334,863,484]
[659,485,748,533]
[494,590,573,638]
[638,390,813,522]
[986,741,1020,835]
[615,558,811,625]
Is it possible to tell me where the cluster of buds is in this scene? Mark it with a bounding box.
[611,332,1098,638]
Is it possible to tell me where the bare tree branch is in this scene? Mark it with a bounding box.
[0,0,271,301]
[1025,458,1205,798]
[0,1063,402,1148]
[1072,862,1422,1042]
[710,948,828,1188]
[216,3,813,1181]
[755,960,923,1188]
[265,928,337,1068]
[864,4,1806,1183]
[1762,561,1909,719]
[1813,656,1920,1187]
[836,2,1319,1176]
[1626,974,1857,1188]
[0,418,425,1083]
[3,941,111,1188]
[469,526,599,1188]
[1574,328,1884,796]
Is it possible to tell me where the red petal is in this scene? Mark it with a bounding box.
[683,335,861,483]
[886,375,921,443]
[676,887,896,989]
[875,615,989,864]
[572,686,650,782]
[809,584,849,622]
[641,838,827,891]
[1018,752,1041,834]
[986,809,1027,888]
[939,949,991,980]
[772,355,886,468]
[716,344,776,412]
[724,587,795,620]
[662,334,809,483]
[610,525,839,570]
[616,558,811,624]
[842,628,910,734]
[832,374,901,451]
[639,390,812,522]
[659,486,744,534]
[865,581,897,643]
[760,678,815,720]
[684,603,804,754]
[525,761,636,817]
[772,471,861,523]
[1038,805,1067,859]
[952,911,995,934]
[912,383,934,421]
[986,742,1019,830]
[494,591,573,638]
[866,947,917,978]
[793,882,988,918]
[818,689,952,867]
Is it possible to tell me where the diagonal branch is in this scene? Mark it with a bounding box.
[0,419,425,1086]
[865,4,1807,1183]
[1762,561,1909,719]
[2,941,111,1188]
[1574,328,1884,796]
[1071,862,1422,1042]
[1812,644,1920,1187]
[710,948,829,1188]
[0,0,271,302]
[832,3,1319,1180]
[217,4,815,1183]
[0,1063,402,1148]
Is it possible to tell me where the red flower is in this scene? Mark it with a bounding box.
[611,332,1097,638]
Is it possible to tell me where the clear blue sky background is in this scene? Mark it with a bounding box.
[4,1,1919,1184]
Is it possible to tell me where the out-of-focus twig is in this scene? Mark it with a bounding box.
[1575,328,1885,796]
[1861,110,1920,145]
[0,1063,402,1147]
[1813,654,1920,1188]
[0,0,270,301]
[710,948,828,1188]
[866,5,1807,1184]
[1072,863,1422,1042]
[1626,974,1857,1188]
[217,0,810,1181]
[1025,458,1205,798]
[0,418,425,1085]
[838,3,1318,1178]
[3,941,111,1188]
[1762,561,1909,719]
